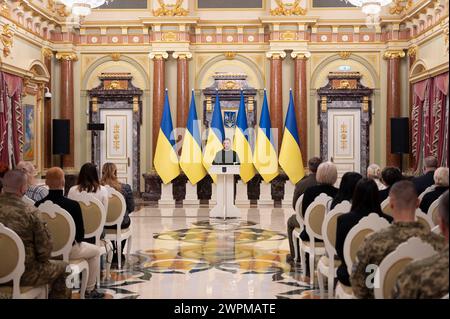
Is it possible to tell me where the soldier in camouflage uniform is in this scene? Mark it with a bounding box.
[392,190,449,299]
[0,170,71,299]
[351,181,445,299]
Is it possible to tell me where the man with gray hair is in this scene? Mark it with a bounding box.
[0,169,71,298]
[413,156,438,195]
[351,180,444,299]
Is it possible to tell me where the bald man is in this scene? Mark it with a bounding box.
[0,169,70,299]
[35,167,104,299]
[351,180,445,299]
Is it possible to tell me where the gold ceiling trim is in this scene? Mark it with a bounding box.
[270,0,306,16]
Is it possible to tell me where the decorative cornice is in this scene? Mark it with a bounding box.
[407,45,418,57]
[172,51,192,60]
[266,51,286,59]
[339,51,352,60]
[55,52,78,61]
[290,51,311,60]
[383,50,406,59]
[148,51,169,60]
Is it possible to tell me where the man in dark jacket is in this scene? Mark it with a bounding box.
[35,167,104,299]
[379,167,403,203]
[412,156,438,196]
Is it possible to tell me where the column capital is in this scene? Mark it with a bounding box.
[383,49,405,60]
[55,52,78,61]
[149,51,169,60]
[42,47,53,59]
[172,52,192,60]
[266,51,286,60]
[291,51,311,60]
[407,46,418,57]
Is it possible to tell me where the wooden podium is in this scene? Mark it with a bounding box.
[209,165,240,219]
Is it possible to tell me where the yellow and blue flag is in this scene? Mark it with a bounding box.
[203,91,225,182]
[233,90,256,183]
[279,90,305,184]
[180,90,207,185]
[154,90,180,184]
[253,90,279,183]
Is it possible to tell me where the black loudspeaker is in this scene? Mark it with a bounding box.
[87,123,105,131]
[391,117,409,154]
[52,119,70,155]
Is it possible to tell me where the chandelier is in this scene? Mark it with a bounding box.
[60,0,113,16]
[347,0,392,15]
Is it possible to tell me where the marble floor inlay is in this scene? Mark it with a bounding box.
[88,207,321,299]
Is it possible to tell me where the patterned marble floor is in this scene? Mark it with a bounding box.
[88,206,320,299]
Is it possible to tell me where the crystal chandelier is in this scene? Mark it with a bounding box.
[60,0,113,16]
[347,0,393,15]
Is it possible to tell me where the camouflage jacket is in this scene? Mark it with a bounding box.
[392,245,449,299]
[0,193,53,272]
[351,221,445,299]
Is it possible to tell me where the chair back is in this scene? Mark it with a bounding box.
[0,223,25,297]
[322,200,351,257]
[374,237,436,299]
[37,201,75,261]
[381,198,392,216]
[295,194,304,232]
[415,208,434,231]
[431,225,441,235]
[343,213,391,275]
[427,195,443,226]
[103,185,126,227]
[22,195,34,206]
[418,185,435,201]
[68,191,106,244]
[304,193,332,241]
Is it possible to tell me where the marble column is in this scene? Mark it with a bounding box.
[267,51,286,150]
[149,51,168,160]
[42,48,53,168]
[291,51,311,165]
[384,50,405,167]
[56,52,78,168]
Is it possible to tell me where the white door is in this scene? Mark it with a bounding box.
[100,109,133,187]
[327,109,361,180]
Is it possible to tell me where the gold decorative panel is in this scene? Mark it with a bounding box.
[106,115,127,160]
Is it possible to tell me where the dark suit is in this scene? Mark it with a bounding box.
[212,150,240,164]
[419,186,448,213]
[379,187,391,204]
[35,189,85,244]
[335,211,393,286]
[412,171,435,196]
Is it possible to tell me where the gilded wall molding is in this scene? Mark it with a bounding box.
[407,46,418,57]
[111,53,121,61]
[339,51,352,60]
[153,0,188,17]
[383,50,406,59]
[1,24,14,57]
[56,52,78,61]
[389,0,413,15]
[270,0,306,16]
[42,47,53,59]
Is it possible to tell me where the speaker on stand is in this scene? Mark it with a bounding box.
[391,117,410,173]
[52,119,70,169]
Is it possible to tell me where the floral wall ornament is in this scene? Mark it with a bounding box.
[389,0,412,15]
[153,0,188,17]
[1,24,14,57]
[270,0,306,16]
[0,0,10,17]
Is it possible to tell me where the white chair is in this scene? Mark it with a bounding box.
[299,193,332,286]
[431,225,442,235]
[374,237,436,299]
[415,208,434,231]
[317,200,351,298]
[37,201,89,299]
[68,191,112,286]
[381,198,392,216]
[0,223,47,299]
[103,185,133,270]
[292,194,304,262]
[335,213,391,299]
[22,195,34,206]
[418,185,435,201]
[427,195,444,226]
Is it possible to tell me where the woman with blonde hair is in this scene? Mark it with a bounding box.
[101,162,135,265]
[16,161,48,202]
[367,163,385,190]
[419,167,449,213]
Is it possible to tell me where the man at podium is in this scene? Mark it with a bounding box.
[213,138,240,165]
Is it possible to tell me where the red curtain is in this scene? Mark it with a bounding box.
[0,71,23,167]
[411,72,449,172]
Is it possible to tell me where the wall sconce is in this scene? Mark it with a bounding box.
[44,87,52,99]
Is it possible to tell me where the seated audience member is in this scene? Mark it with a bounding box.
[68,162,108,211]
[351,180,445,299]
[367,164,385,190]
[330,172,362,210]
[299,161,338,241]
[35,167,104,299]
[16,161,49,202]
[419,167,449,213]
[101,162,135,264]
[0,170,70,299]
[413,156,438,196]
[393,191,449,299]
[286,157,321,260]
[0,162,9,192]
[378,167,403,203]
[335,178,393,287]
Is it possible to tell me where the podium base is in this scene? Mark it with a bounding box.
[183,199,200,206]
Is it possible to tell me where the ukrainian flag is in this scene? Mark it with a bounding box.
[279,90,305,184]
[253,90,279,183]
[154,90,180,184]
[202,91,225,182]
[180,91,207,184]
[233,90,256,183]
